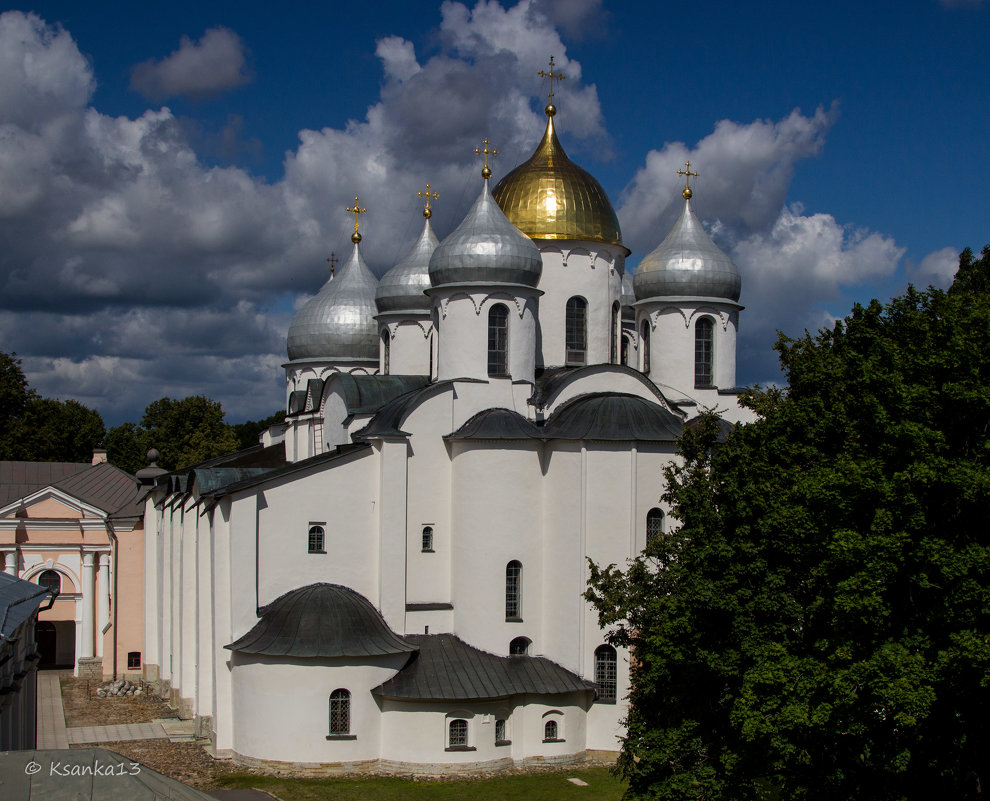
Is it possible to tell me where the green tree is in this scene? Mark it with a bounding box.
[106,395,240,473]
[0,353,105,462]
[586,248,990,801]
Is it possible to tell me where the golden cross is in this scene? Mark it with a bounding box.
[345,196,367,242]
[538,55,565,103]
[677,161,699,198]
[417,183,439,218]
[473,138,498,179]
[326,251,339,276]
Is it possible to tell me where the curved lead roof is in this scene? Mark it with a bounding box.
[375,217,438,313]
[542,392,682,441]
[428,179,542,288]
[225,583,415,658]
[287,242,380,361]
[633,196,741,302]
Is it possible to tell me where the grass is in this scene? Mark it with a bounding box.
[213,765,626,801]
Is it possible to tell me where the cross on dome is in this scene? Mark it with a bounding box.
[677,161,699,199]
[326,251,339,277]
[417,183,439,218]
[538,55,565,116]
[346,196,367,243]
[474,138,498,179]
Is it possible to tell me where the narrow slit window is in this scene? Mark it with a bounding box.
[329,689,350,735]
[488,304,509,377]
[505,560,522,620]
[565,297,588,366]
[695,317,714,387]
[422,526,434,552]
[641,320,651,374]
[595,645,617,702]
[646,508,665,546]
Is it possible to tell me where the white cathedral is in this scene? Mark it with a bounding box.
[142,88,754,772]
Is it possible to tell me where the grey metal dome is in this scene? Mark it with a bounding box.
[621,270,635,320]
[429,179,542,288]
[375,217,438,313]
[287,241,380,361]
[633,197,741,302]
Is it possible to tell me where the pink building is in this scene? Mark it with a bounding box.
[0,454,146,680]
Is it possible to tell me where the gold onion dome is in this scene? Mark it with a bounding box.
[492,106,624,249]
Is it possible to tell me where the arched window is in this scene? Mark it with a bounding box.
[308,525,325,554]
[565,297,587,366]
[695,317,714,387]
[621,332,630,366]
[505,560,522,620]
[646,508,665,546]
[610,302,620,363]
[509,636,531,655]
[543,719,559,741]
[328,689,350,736]
[488,304,509,377]
[381,330,390,374]
[448,718,468,747]
[640,320,651,375]
[38,570,60,594]
[422,526,434,552]
[495,718,508,744]
[595,644,618,702]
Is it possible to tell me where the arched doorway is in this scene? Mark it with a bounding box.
[36,621,57,668]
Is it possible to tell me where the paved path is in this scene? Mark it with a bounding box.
[66,721,168,744]
[36,669,170,746]
[36,670,69,749]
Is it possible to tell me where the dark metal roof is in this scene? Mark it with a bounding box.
[542,393,682,442]
[0,461,89,507]
[373,634,595,701]
[200,441,371,499]
[354,381,455,440]
[226,583,416,658]
[444,408,543,441]
[328,373,431,416]
[531,363,677,411]
[288,389,307,415]
[0,748,217,800]
[0,572,48,640]
[191,468,274,495]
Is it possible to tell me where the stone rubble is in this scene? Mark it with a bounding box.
[96,678,144,698]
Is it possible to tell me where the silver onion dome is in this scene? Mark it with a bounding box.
[621,269,635,320]
[429,179,542,288]
[633,196,741,302]
[287,241,380,361]
[375,217,438,313]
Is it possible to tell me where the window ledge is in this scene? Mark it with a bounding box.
[325,734,357,740]
[595,698,617,705]
[421,549,435,553]
[543,738,566,744]
[495,739,512,747]
[445,745,476,752]
[309,550,327,555]
[505,616,523,623]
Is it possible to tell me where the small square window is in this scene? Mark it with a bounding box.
[127,651,141,670]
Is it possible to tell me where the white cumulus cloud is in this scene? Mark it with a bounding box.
[130,26,252,101]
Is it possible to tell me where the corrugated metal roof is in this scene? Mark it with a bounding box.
[0,748,217,800]
[225,583,416,658]
[0,460,89,507]
[444,408,543,441]
[54,462,143,517]
[542,393,682,442]
[330,373,431,416]
[0,572,48,640]
[373,634,595,701]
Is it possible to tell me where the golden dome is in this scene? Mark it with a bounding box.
[492,108,625,249]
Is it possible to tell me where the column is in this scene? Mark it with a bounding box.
[97,554,110,659]
[2,550,17,576]
[80,552,96,659]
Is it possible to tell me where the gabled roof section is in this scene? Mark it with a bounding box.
[542,392,682,442]
[372,634,595,701]
[325,373,431,417]
[0,460,89,507]
[226,583,415,658]
[354,381,454,440]
[54,462,143,518]
[444,408,543,441]
[0,572,49,640]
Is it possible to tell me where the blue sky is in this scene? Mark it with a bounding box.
[1,0,987,424]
